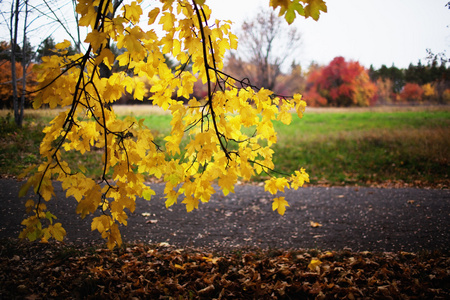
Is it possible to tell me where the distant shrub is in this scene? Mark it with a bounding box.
[399,83,424,102]
[304,57,377,107]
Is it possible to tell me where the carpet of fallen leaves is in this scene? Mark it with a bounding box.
[0,239,449,299]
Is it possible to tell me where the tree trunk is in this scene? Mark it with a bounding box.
[19,1,29,127]
[11,0,20,127]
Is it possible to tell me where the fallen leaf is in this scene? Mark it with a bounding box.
[308,258,322,271]
[198,284,215,295]
[310,221,323,228]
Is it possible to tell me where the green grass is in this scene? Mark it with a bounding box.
[271,111,450,187]
[1,107,448,187]
[0,113,46,176]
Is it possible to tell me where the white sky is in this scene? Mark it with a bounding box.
[2,0,448,70]
[209,0,450,69]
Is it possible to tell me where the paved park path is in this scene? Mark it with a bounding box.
[1,179,449,252]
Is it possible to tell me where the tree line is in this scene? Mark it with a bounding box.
[2,41,449,110]
[1,6,449,114]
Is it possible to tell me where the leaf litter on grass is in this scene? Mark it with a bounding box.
[1,239,449,299]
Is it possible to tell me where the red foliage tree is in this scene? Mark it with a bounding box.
[304,57,377,107]
[399,82,424,102]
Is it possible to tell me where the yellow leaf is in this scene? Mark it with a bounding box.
[45,211,57,224]
[122,1,142,24]
[133,78,146,100]
[290,168,309,190]
[218,172,236,196]
[172,39,181,57]
[272,197,289,215]
[25,199,35,213]
[84,30,107,52]
[18,164,36,179]
[308,258,322,271]
[50,223,66,241]
[182,196,199,212]
[304,0,327,21]
[91,215,111,234]
[265,177,289,195]
[55,39,71,49]
[278,111,292,125]
[310,221,322,228]
[19,180,32,198]
[165,190,179,208]
[159,12,175,32]
[148,7,160,25]
[94,48,115,66]
[142,188,155,201]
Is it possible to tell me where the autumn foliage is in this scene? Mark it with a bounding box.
[399,82,424,102]
[19,0,325,249]
[304,57,377,107]
[0,60,35,108]
[1,241,449,299]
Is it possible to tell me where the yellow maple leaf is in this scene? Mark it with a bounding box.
[133,78,146,100]
[218,171,237,196]
[182,196,199,212]
[84,30,107,52]
[94,48,115,66]
[272,197,289,215]
[122,1,143,24]
[303,0,327,21]
[142,188,156,201]
[159,12,175,32]
[290,168,310,190]
[148,7,160,25]
[55,39,71,49]
[308,258,322,271]
[49,223,66,241]
[265,177,289,195]
[165,190,179,208]
[91,215,111,234]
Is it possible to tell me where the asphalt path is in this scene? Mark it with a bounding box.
[1,179,449,253]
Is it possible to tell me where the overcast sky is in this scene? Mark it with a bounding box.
[210,0,450,69]
[2,0,448,70]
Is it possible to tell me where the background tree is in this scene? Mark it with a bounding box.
[399,82,424,102]
[0,59,36,108]
[304,56,377,107]
[274,61,306,96]
[9,0,28,127]
[0,0,86,125]
[375,78,394,104]
[369,64,404,93]
[225,8,302,92]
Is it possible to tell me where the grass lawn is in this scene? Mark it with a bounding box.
[272,108,449,187]
[0,105,448,187]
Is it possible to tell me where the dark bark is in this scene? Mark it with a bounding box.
[11,0,20,126]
